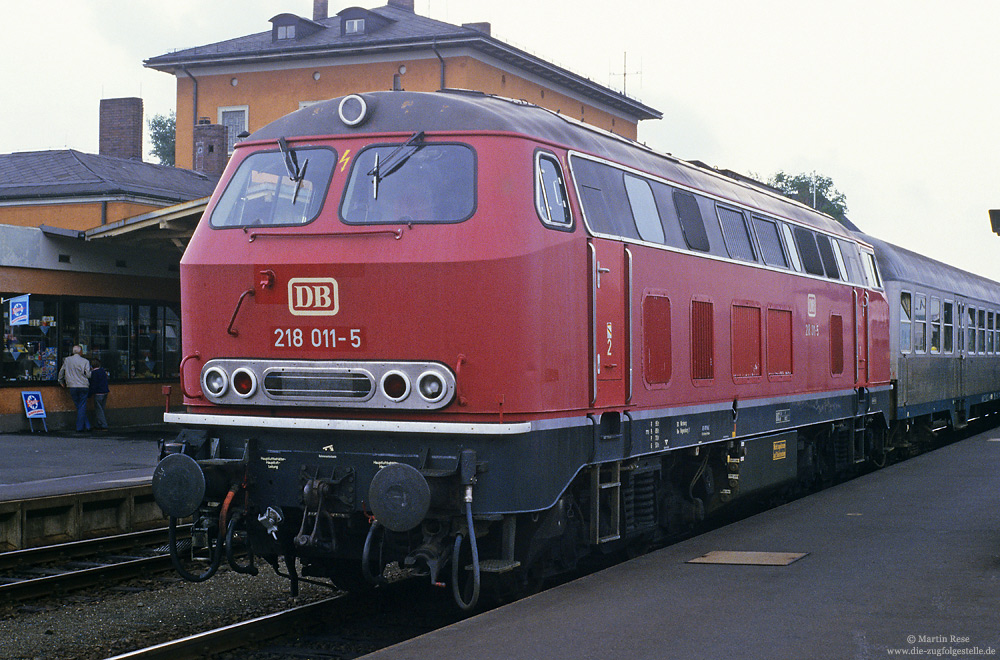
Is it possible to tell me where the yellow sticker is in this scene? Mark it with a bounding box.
[773,440,787,460]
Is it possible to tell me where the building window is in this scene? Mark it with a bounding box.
[345,18,365,34]
[2,295,180,384]
[277,24,296,39]
[219,106,249,154]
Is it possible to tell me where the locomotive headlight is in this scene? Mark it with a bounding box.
[204,367,229,397]
[231,368,257,398]
[381,370,410,402]
[417,371,446,403]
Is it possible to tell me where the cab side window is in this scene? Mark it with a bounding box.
[535,153,573,228]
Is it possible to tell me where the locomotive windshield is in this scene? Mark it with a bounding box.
[209,147,336,228]
[340,143,475,224]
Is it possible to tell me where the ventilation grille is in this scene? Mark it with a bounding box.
[263,371,373,399]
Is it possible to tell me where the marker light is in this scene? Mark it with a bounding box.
[381,371,410,402]
[232,368,257,398]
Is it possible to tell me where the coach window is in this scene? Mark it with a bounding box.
[672,190,711,252]
[943,301,954,353]
[978,309,986,354]
[967,306,977,354]
[930,297,941,354]
[986,312,993,355]
[624,174,664,244]
[913,294,927,353]
[793,227,825,276]
[752,215,788,268]
[815,234,841,280]
[716,206,756,262]
[899,292,912,353]
[780,224,803,271]
[535,153,573,228]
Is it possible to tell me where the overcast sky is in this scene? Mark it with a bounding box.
[4,1,1000,280]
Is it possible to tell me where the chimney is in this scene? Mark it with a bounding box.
[313,0,328,21]
[462,22,491,36]
[193,123,228,179]
[387,0,414,12]
[99,97,143,160]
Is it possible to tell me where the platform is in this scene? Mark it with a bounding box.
[0,426,168,501]
[365,432,1000,660]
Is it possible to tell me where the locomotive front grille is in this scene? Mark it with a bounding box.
[263,371,373,399]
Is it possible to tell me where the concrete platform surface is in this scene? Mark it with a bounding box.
[365,434,1000,660]
[0,425,170,501]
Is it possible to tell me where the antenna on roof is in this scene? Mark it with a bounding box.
[610,52,642,95]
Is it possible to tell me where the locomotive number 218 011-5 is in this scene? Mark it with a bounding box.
[272,327,363,349]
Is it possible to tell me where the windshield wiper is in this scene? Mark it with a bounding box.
[277,136,310,203]
[367,130,425,199]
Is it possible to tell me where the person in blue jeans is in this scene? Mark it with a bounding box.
[89,359,110,430]
[58,345,92,432]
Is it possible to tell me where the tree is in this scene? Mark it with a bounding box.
[768,171,849,225]
[148,111,176,166]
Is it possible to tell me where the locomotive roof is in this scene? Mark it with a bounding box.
[248,90,854,240]
[860,232,1000,303]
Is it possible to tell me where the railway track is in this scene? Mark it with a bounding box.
[0,526,185,602]
[106,581,464,660]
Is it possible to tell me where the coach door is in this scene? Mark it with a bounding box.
[853,288,869,386]
[589,240,631,407]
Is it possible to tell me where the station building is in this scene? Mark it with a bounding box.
[0,99,215,432]
[144,0,661,169]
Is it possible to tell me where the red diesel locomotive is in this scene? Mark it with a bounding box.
[153,89,901,608]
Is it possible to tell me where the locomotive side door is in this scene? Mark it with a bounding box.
[853,287,869,385]
[589,239,629,407]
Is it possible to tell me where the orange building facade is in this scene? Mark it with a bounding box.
[146,1,661,171]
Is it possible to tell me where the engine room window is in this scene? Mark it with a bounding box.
[210,147,336,228]
[624,174,664,244]
[793,227,825,276]
[899,292,912,353]
[673,190,710,252]
[753,215,787,268]
[341,143,475,225]
[717,206,756,262]
[815,234,841,280]
[535,154,572,227]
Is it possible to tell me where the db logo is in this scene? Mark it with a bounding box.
[288,278,339,316]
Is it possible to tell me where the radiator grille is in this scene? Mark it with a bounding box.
[263,371,373,399]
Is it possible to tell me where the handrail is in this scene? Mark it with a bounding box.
[227,289,255,337]
[247,228,403,242]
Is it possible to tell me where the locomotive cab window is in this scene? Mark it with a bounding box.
[341,142,475,225]
[210,147,337,227]
[535,153,572,228]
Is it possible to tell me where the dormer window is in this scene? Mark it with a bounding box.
[277,24,296,39]
[345,18,365,34]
